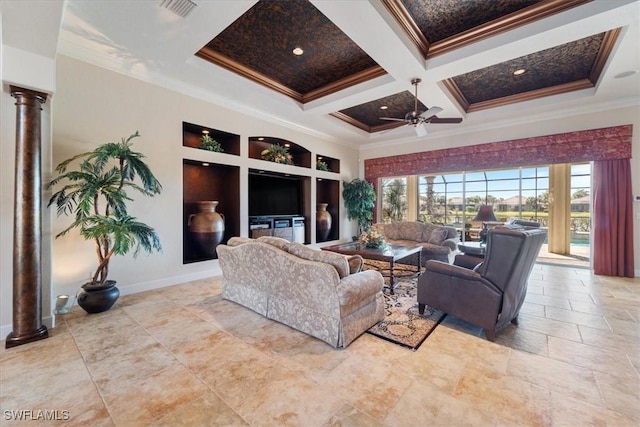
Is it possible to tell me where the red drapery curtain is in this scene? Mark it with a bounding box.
[592,159,635,277]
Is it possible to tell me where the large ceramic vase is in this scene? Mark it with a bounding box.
[188,201,225,257]
[77,280,120,314]
[316,203,332,242]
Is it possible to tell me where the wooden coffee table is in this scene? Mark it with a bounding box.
[322,242,422,294]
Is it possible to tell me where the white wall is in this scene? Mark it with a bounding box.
[360,106,640,276]
[42,55,361,315]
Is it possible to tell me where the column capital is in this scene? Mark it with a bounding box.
[10,85,48,103]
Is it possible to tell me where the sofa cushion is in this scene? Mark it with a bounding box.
[287,242,351,278]
[396,221,424,241]
[428,228,449,245]
[382,222,399,240]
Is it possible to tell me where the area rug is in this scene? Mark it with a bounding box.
[364,261,446,350]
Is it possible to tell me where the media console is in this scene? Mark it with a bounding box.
[249,215,305,243]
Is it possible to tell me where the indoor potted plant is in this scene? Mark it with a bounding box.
[342,178,376,239]
[199,133,224,152]
[47,131,163,313]
[261,143,293,164]
[316,158,329,171]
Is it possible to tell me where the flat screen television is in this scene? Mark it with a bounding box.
[249,172,302,216]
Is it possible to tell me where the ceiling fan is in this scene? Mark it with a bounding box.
[380,78,462,136]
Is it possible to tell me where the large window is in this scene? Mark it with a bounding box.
[417,174,463,224]
[413,166,550,226]
[380,163,592,263]
[380,177,407,222]
[570,163,591,244]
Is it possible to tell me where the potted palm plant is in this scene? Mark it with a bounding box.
[47,131,163,313]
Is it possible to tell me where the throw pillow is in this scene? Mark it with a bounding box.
[428,228,449,245]
[421,223,436,242]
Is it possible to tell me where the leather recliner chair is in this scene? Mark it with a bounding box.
[418,227,546,341]
[453,220,542,269]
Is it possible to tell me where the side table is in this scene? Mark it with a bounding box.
[457,241,486,257]
[455,242,486,269]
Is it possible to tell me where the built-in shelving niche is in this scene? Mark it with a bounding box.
[316,154,340,173]
[249,136,311,168]
[183,159,240,264]
[316,178,340,242]
[183,121,240,156]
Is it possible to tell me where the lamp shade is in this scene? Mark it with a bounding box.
[473,205,497,222]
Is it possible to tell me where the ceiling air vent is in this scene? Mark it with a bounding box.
[160,0,197,18]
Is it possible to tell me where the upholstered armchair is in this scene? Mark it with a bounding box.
[418,228,546,341]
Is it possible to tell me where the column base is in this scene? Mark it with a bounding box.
[5,325,49,349]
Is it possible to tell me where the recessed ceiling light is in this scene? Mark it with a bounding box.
[202,129,209,134]
[292,47,304,56]
[380,105,388,110]
[513,69,526,76]
[258,137,264,141]
[202,162,209,167]
[317,156,323,160]
[284,143,290,147]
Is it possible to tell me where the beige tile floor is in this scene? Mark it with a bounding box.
[1,264,638,426]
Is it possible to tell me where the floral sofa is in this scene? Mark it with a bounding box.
[374,221,460,265]
[216,236,385,348]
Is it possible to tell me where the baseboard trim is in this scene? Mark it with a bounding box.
[116,268,222,296]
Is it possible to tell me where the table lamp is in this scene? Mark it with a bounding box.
[473,205,497,244]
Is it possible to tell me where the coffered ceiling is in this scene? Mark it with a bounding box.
[9,0,640,146]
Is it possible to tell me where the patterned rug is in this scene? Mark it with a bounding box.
[364,261,446,350]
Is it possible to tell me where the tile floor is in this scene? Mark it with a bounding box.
[1,264,638,426]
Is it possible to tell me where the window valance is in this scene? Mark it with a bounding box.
[365,125,632,181]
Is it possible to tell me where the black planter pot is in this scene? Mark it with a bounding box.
[77,280,120,314]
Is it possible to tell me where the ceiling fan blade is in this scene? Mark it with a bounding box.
[379,117,407,122]
[429,117,463,124]
[419,106,443,120]
[415,123,428,137]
